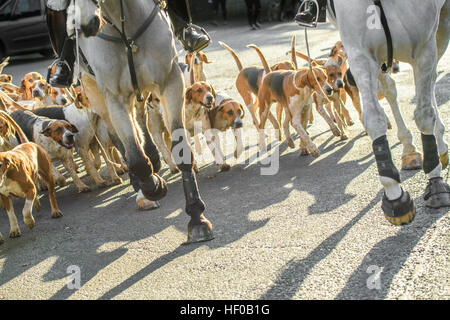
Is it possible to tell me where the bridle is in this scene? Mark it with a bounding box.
[81,0,165,102]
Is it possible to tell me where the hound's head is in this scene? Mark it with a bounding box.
[186,82,216,109]
[323,63,345,91]
[0,117,13,140]
[71,85,90,108]
[210,99,245,130]
[185,51,212,67]
[0,153,18,177]
[271,61,295,71]
[41,120,79,149]
[49,87,68,105]
[19,72,48,100]
[295,65,333,97]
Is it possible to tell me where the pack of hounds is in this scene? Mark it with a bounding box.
[0,36,409,245]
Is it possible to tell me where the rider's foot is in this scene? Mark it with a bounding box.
[295,0,327,25]
[179,24,210,52]
[49,61,73,88]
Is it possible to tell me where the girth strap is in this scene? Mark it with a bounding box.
[374,0,393,72]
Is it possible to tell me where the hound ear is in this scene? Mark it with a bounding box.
[18,79,26,96]
[298,71,310,88]
[330,46,337,57]
[40,125,52,137]
[69,124,79,133]
[210,85,216,98]
[185,87,192,103]
[238,104,245,118]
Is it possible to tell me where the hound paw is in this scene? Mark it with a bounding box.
[78,184,91,193]
[137,198,160,211]
[9,228,21,238]
[23,215,35,230]
[219,163,231,172]
[52,210,63,218]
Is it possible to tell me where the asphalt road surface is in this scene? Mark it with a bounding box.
[0,20,449,300]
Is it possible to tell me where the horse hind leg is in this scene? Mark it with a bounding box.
[160,61,213,244]
[378,73,422,170]
[104,94,167,204]
[350,55,415,225]
[412,41,450,209]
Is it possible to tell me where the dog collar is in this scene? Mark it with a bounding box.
[292,74,302,91]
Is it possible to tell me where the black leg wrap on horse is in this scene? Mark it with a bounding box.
[130,161,167,201]
[373,135,400,183]
[424,177,450,208]
[421,134,440,174]
[143,141,161,173]
[182,170,205,216]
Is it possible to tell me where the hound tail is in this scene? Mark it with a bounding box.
[247,44,271,74]
[0,110,29,144]
[219,41,244,72]
[0,57,10,74]
[291,35,298,70]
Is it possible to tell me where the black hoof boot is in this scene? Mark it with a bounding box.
[49,61,73,88]
[179,24,211,52]
[424,177,450,209]
[381,189,416,225]
[185,213,214,244]
[140,174,168,201]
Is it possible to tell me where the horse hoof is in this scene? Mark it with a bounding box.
[300,148,309,156]
[137,198,160,211]
[98,180,109,188]
[424,177,450,209]
[381,189,416,226]
[78,185,91,193]
[440,151,449,170]
[401,152,422,170]
[140,174,168,201]
[185,215,214,244]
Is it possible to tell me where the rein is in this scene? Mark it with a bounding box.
[90,0,164,102]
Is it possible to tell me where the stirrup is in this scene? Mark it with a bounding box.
[296,0,320,28]
[182,24,211,52]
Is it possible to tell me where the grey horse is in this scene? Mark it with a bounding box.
[327,0,449,225]
[68,0,214,244]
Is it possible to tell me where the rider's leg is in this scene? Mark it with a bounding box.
[166,0,211,52]
[46,6,75,88]
[294,0,327,24]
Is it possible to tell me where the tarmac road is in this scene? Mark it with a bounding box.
[0,20,449,300]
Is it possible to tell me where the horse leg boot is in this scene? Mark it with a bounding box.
[133,100,162,210]
[412,43,450,209]
[161,61,213,244]
[166,0,211,52]
[105,95,167,203]
[46,6,75,88]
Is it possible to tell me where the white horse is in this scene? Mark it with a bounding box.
[327,0,450,225]
[68,0,214,243]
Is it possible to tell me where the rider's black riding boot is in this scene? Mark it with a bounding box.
[46,8,75,88]
[295,0,327,25]
[166,0,210,52]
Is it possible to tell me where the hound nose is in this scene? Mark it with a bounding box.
[326,87,333,96]
[233,118,243,129]
[66,133,74,142]
[32,89,41,97]
[336,79,344,89]
[206,95,214,104]
[60,97,67,105]
[82,16,101,37]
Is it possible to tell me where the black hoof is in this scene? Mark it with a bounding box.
[140,174,168,201]
[185,214,214,244]
[381,189,416,225]
[424,177,450,209]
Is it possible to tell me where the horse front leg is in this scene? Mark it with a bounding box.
[350,54,415,226]
[105,94,167,204]
[161,62,213,244]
